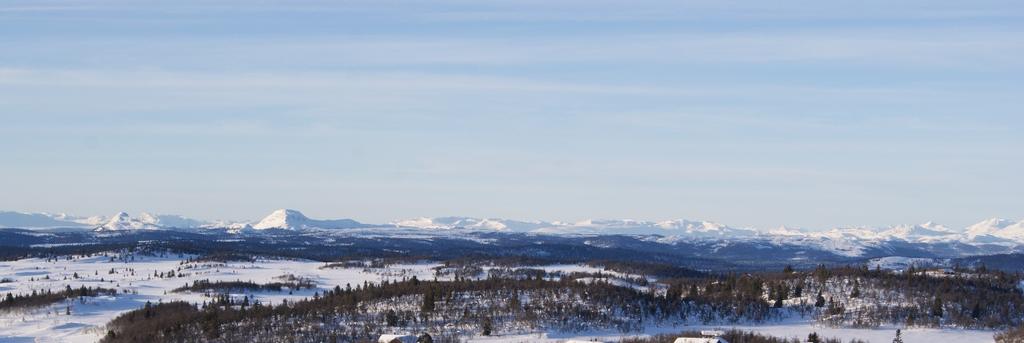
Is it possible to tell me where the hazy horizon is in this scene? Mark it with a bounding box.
[1,207,1018,233]
[2,1,1022,230]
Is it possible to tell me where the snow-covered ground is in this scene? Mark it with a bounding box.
[537,264,647,281]
[466,323,995,343]
[0,253,441,342]
[0,256,1001,343]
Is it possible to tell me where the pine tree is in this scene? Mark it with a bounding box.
[421,290,435,313]
[773,287,784,308]
[666,283,683,301]
[815,290,826,307]
[688,284,699,300]
[931,296,944,318]
[892,329,904,343]
[508,292,521,311]
[481,316,493,336]
[385,309,398,326]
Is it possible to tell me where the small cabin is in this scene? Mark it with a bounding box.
[378,334,417,343]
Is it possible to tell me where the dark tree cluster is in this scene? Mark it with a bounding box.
[681,264,1024,329]
[2,285,117,311]
[586,260,707,279]
[173,279,315,293]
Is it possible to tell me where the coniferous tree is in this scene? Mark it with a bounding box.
[666,283,683,300]
[773,288,784,308]
[421,290,435,313]
[385,309,398,326]
[931,297,943,318]
[481,316,493,336]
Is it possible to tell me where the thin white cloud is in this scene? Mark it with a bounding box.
[8,29,1022,70]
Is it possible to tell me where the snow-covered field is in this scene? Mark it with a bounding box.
[0,255,1000,343]
[468,324,996,343]
[0,253,441,342]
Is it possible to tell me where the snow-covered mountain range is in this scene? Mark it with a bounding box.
[2,209,1023,257]
[390,216,1024,244]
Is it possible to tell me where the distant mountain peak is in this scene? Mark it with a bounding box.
[95,212,161,232]
[966,217,1024,242]
[879,222,959,243]
[139,212,212,229]
[138,212,159,223]
[252,209,364,230]
[273,208,305,217]
[767,225,806,236]
[253,209,307,229]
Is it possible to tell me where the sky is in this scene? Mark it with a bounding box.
[1,0,1022,229]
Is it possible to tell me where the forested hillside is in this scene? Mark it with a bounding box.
[98,263,1024,343]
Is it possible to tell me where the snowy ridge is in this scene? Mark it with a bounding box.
[390,216,547,232]
[391,217,753,237]
[138,212,211,229]
[0,211,89,228]
[392,216,1024,243]
[965,218,1024,243]
[0,211,114,228]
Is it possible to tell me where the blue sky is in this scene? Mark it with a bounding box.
[1,1,1021,229]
